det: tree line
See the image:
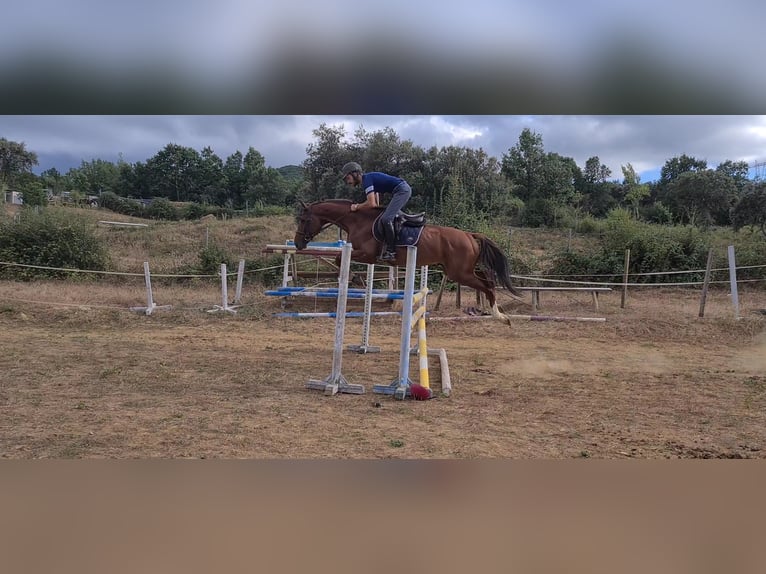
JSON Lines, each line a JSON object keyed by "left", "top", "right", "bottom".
{"left": 2, "top": 126, "right": 765, "bottom": 235}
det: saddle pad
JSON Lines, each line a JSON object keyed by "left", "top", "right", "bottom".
{"left": 371, "top": 216, "right": 425, "bottom": 246}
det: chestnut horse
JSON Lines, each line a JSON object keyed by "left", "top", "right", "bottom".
{"left": 293, "top": 199, "right": 523, "bottom": 325}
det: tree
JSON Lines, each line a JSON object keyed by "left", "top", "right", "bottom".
{"left": 302, "top": 123, "right": 349, "bottom": 202}
{"left": 241, "top": 147, "right": 289, "bottom": 207}
{"left": 40, "top": 167, "right": 65, "bottom": 196}
{"left": 654, "top": 154, "right": 709, "bottom": 209}
{"left": 65, "top": 158, "right": 120, "bottom": 196}
{"left": 223, "top": 151, "right": 246, "bottom": 207}
{"left": 621, "top": 163, "right": 650, "bottom": 218}
{"left": 501, "top": 127, "right": 545, "bottom": 203}
{"left": 16, "top": 173, "right": 48, "bottom": 207}
{"left": 196, "top": 146, "right": 225, "bottom": 205}
{"left": 576, "top": 156, "right": 617, "bottom": 217}
{"left": 0, "top": 138, "right": 38, "bottom": 189}
{"left": 664, "top": 170, "right": 737, "bottom": 227}
{"left": 144, "top": 144, "right": 202, "bottom": 202}
{"left": 541, "top": 152, "right": 579, "bottom": 206}
{"left": 501, "top": 129, "right": 581, "bottom": 226}
{"left": 582, "top": 156, "right": 612, "bottom": 185}
{"left": 731, "top": 181, "right": 766, "bottom": 238}
{"left": 114, "top": 160, "right": 152, "bottom": 199}
{"left": 715, "top": 160, "right": 750, "bottom": 191}
{"left": 659, "top": 154, "right": 708, "bottom": 187}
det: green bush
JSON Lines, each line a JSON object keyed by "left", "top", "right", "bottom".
{"left": 251, "top": 254, "right": 289, "bottom": 286}
{"left": 98, "top": 191, "right": 146, "bottom": 217}
{"left": 196, "top": 243, "right": 235, "bottom": 276}
{"left": 0, "top": 208, "right": 111, "bottom": 279}
{"left": 547, "top": 214, "right": 713, "bottom": 284}
{"left": 181, "top": 202, "right": 211, "bottom": 220}
{"left": 547, "top": 250, "right": 624, "bottom": 282}
{"left": 520, "top": 197, "right": 557, "bottom": 227}
{"left": 576, "top": 215, "right": 604, "bottom": 235}
{"left": 146, "top": 198, "right": 179, "bottom": 221}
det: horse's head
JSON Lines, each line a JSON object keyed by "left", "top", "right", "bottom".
{"left": 294, "top": 199, "right": 353, "bottom": 249}
{"left": 293, "top": 201, "right": 323, "bottom": 250}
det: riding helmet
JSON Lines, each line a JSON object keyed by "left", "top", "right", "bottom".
{"left": 341, "top": 162, "right": 362, "bottom": 176}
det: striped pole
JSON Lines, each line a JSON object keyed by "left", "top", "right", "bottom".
{"left": 417, "top": 265, "right": 429, "bottom": 389}
{"left": 416, "top": 299, "right": 429, "bottom": 389}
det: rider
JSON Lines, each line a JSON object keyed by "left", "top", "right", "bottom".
{"left": 341, "top": 161, "right": 412, "bottom": 261}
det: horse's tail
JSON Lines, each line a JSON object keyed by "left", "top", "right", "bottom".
{"left": 474, "top": 233, "right": 524, "bottom": 297}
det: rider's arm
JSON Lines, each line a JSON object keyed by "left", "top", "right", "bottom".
{"left": 351, "top": 190, "right": 379, "bottom": 211}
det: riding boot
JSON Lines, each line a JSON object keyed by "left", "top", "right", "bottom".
{"left": 379, "top": 221, "right": 397, "bottom": 261}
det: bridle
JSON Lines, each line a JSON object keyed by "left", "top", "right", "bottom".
{"left": 297, "top": 207, "right": 337, "bottom": 244}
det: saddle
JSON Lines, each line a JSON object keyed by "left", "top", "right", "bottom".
{"left": 372, "top": 211, "right": 427, "bottom": 247}
{"left": 396, "top": 212, "right": 426, "bottom": 228}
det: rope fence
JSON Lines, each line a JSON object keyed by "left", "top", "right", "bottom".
{"left": 1, "top": 245, "right": 764, "bottom": 317}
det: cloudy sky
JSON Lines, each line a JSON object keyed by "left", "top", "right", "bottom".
{"left": 1, "top": 115, "right": 765, "bottom": 183}
{"left": 2, "top": 2, "right": 765, "bottom": 182}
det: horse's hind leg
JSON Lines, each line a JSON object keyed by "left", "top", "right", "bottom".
{"left": 447, "top": 267, "right": 511, "bottom": 325}
{"left": 475, "top": 273, "right": 512, "bottom": 325}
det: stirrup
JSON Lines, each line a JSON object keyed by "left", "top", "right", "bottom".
{"left": 379, "top": 250, "right": 397, "bottom": 261}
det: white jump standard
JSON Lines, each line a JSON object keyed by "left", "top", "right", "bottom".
{"left": 373, "top": 245, "right": 450, "bottom": 400}
{"left": 305, "top": 243, "right": 365, "bottom": 396}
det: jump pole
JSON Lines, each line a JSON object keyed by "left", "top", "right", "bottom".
{"left": 274, "top": 311, "right": 400, "bottom": 318}
{"left": 428, "top": 314, "right": 606, "bottom": 323}
{"left": 305, "top": 243, "right": 365, "bottom": 396}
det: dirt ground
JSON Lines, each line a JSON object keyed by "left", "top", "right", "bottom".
{"left": 1, "top": 280, "right": 765, "bottom": 459}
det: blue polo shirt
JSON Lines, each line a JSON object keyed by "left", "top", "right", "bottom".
{"left": 361, "top": 172, "right": 404, "bottom": 196}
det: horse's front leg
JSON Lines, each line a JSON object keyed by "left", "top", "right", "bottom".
{"left": 350, "top": 247, "right": 378, "bottom": 266}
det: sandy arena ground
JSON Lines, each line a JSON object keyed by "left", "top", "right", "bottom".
{"left": 1, "top": 281, "right": 765, "bottom": 459}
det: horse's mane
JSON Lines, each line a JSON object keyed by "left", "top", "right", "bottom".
{"left": 313, "top": 199, "right": 351, "bottom": 205}
{"left": 310, "top": 199, "right": 384, "bottom": 211}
